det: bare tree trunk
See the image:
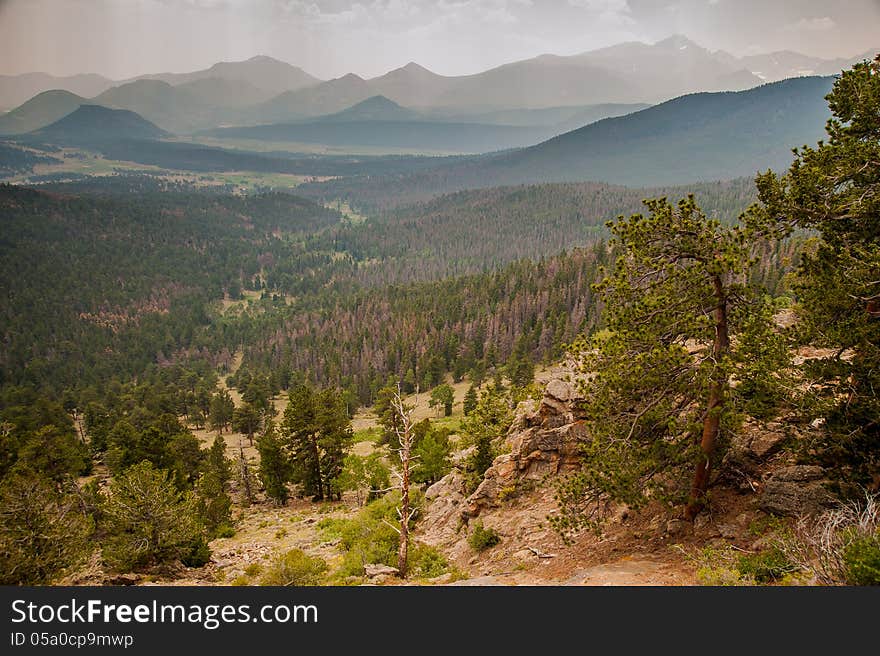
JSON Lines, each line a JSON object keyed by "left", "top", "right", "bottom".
{"left": 397, "top": 465, "right": 410, "bottom": 577}
{"left": 239, "top": 438, "right": 254, "bottom": 506}
{"left": 686, "top": 274, "right": 730, "bottom": 521}
{"left": 391, "top": 386, "right": 416, "bottom": 578}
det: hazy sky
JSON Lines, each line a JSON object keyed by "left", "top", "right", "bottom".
{"left": 1, "top": 0, "right": 878, "bottom": 80}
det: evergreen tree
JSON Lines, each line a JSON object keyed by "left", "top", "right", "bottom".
{"left": 0, "top": 470, "right": 92, "bottom": 584}
{"left": 413, "top": 427, "right": 452, "bottom": 485}
{"left": 197, "top": 434, "right": 232, "bottom": 534}
{"left": 461, "top": 384, "right": 513, "bottom": 492}
{"left": 429, "top": 383, "right": 454, "bottom": 417}
{"left": 101, "top": 461, "right": 207, "bottom": 571}
{"left": 256, "top": 425, "right": 290, "bottom": 505}
{"left": 553, "top": 196, "right": 788, "bottom": 537}
{"left": 463, "top": 383, "right": 478, "bottom": 416}
{"left": 232, "top": 402, "right": 262, "bottom": 446}
{"left": 280, "top": 384, "right": 352, "bottom": 501}
{"left": 208, "top": 390, "right": 234, "bottom": 434}
{"left": 750, "top": 55, "right": 880, "bottom": 494}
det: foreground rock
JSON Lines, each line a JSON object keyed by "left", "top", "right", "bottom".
{"left": 758, "top": 465, "right": 835, "bottom": 517}
{"left": 364, "top": 564, "right": 399, "bottom": 579}
{"left": 464, "top": 379, "right": 586, "bottom": 519}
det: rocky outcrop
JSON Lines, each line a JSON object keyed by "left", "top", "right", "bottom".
{"left": 421, "top": 472, "right": 468, "bottom": 545}
{"left": 463, "top": 379, "right": 586, "bottom": 519}
{"left": 758, "top": 465, "right": 836, "bottom": 517}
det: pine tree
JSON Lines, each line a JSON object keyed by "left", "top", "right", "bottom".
{"left": 461, "top": 384, "right": 513, "bottom": 492}
{"left": 197, "top": 434, "right": 232, "bottom": 534}
{"left": 749, "top": 55, "right": 880, "bottom": 494}
{"left": 0, "top": 470, "right": 92, "bottom": 584}
{"left": 429, "top": 383, "right": 454, "bottom": 417}
{"left": 413, "top": 427, "right": 452, "bottom": 485}
{"left": 101, "top": 461, "right": 206, "bottom": 571}
{"left": 232, "top": 402, "right": 262, "bottom": 446}
{"left": 208, "top": 390, "right": 234, "bottom": 434}
{"left": 280, "top": 384, "right": 352, "bottom": 501}
{"left": 256, "top": 425, "right": 290, "bottom": 505}
{"left": 552, "top": 196, "right": 788, "bottom": 536}
{"left": 463, "top": 384, "right": 478, "bottom": 416}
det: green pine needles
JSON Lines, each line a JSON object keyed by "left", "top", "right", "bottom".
{"left": 552, "top": 195, "right": 789, "bottom": 538}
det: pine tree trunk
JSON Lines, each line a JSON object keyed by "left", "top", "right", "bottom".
{"left": 239, "top": 441, "right": 253, "bottom": 506}
{"left": 310, "top": 434, "right": 323, "bottom": 500}
{"left": 686, "top": 274, "right": 730, "bottom": 520}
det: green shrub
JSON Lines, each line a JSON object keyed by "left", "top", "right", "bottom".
{"left": 259, "top": 549, "right": 328, "bottom": 586}
{"left": 842, "top": 533, "right": 880, "bottom": 586}
{"left": 100, "top": 462, "right": 207, "bottom": 571}
{"left": 736, "top": 547, "right": 799, "bottom": 583}
{"left": 468, "top": 521, "right": 501, "bottom": 552}
{"left": 243, "top": 562, "right": 262, "bottom": 577}
{"left": 409, "top": 544, "right": 450, "bottom": 579}
{"left": 181, "top": 536, "right": 212, "bottom": 568}
{"left": 0, "top": 470, "right": 93, "bottom": 584}
{"left": 215, "top": 524, "right": 236, "bottom": 539}
{"left": 324, "top": 490, "right": 426, "bottom": 579}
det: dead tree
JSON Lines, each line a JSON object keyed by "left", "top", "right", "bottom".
{"left": 389, "top": 385, "right": 418, "bottom": 578}
{"left": 238, "top": 438, "right": 255, "bottom": 506}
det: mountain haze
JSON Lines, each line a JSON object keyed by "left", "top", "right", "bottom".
{"left": 0, "top": 72, "right": 113, "bottom": 111}
{"left": 29, "top": 104, "right": 169, "bottom": 145}
{"left": 92, "top": 79, "right": 230, "bottom": 134}
{"left": 0, "top": 90, "right": 86, "bottom": 135}
{"left": 316, "top": 96, "right": 422, "bottom": 123}
{"left": 126, "top": 55, "right": 321, "bottom": 96}
{"left": 3, "top": 39, "right": 873, "bottom": 135}
{"left": 298, "top": 75, "right": 836, "bottom": 206}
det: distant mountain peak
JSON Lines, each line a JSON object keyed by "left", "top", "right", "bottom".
{"left": 357, "top": 95, "right": 401, "bottom": 107}
{"left": 655, "top": 34, "right": 702, "bottom": 50}
{"left": 316, "top": 94, "right": 421, "bottom": 122}
{"left": 30, "top": 103, "right": 169, "bottom": 144}
{"left": 401, "top": 61, "right": 432, "bottom": 73}
{"left": 338, "top": 73, "right": 366, "bottom": 83}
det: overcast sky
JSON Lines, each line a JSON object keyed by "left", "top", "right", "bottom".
{"left": 1, "top": 0, "right": 878, "bottom": 80}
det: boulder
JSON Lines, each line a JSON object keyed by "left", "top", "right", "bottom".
{"left": 364, "top": 564, "right": 399, "bottom": 578}
{"left": 107, "top": 573, "right": 140, "bottom": 586}
{"left": 748, "top": 429, "right": 790, "bottom": 459}
{"left": 759, "top": 465, "right": 835, "bottom": 517}
{"left": 458, "top": 378, "right": 589, "bottom": 519}
{"left": 420, "top": 472, "right": 468, "bottom": 546}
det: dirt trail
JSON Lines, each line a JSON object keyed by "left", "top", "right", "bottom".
{"left": 451, "top": 555, "right": 692, "bottom": 586}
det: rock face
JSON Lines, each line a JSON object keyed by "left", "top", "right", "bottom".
{"left": 364, "top": 563, "right": 399, "bottom": 579}
{"left": 463, "top": 379, "right": 586, "bottom": 519}
{"left": 421, "top": 472, "right": 468, "bottom": 545}
{"left": 758, "top": 465, "right": 835, "bottom": 517}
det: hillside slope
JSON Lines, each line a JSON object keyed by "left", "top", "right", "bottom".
{"left": 298, "top": 76, "right": 834, "bottom": 205}
{"left": 29, "top": 105, "right": 169, "bottom": 145}
{"left": 0, "top": 90, "right": 86, "bottom": 135}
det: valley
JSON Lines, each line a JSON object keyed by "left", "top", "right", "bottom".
{"left": 1, "top": 25, "right": 878, "bottom": 592}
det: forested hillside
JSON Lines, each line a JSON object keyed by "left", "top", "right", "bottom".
{"left": 1, "top": 43, "right": 875, "bottom": 590}
{"left": 0, "top": 186, "right": 341, "bottom": 392}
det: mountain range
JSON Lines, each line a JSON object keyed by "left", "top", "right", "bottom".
{"left": 200, "top": 95, "right": 646, "bottom": 153}
{"left": 296, "top": 75, "right": 836, "bottom": 206}
{"left": 1, "top": 36, "right": 874, "bottom": 135}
